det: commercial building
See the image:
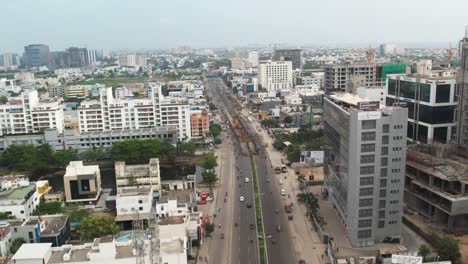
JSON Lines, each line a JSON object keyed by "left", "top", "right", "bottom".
{"left": 63, "top": 161, "right": 102, "bottom": 204}
{"left": 386, "top": 61, "right": 457, "bottom": 144}
{"left": 23, "top": 44, "right": 51, "bottom": 67}
{"left": 0, "top": 90, "right": 64, "bottom": 135}
{"left": 456, "top": 33, "right": 468, "bottom": 148}
{"left": 114, "top": 159, "right": 161, "bottom": 222}
{"left": 65, "top": 47, "right": 89, "bottom": 68}
{"left": 273, "top": 49, "right": 302, "bottom": 70}
{"left": 324, "top": 63, "right": 383, "bottom": 93}
{"left": 379, "top": 44, "right": 404, "bottom": 56}
{"left": 0, "top": 178, "right": 39, "bottom": 221}
{"left": 0, "top": 53, "right": 20, "bottom": 67}
{"left": 404, "top": 144, "right": 468, "bottom": 233}
{"left": 258, "top": 60, "right": 293, "bottom": 92}
{"left": 78, "top": 85, "right": 191, "bottom": 141}
{"left": 248, "top": 51, "right": 259, "bottom": 67}
{"left": 324, "top": 93, "right": 407, "bottom": 247}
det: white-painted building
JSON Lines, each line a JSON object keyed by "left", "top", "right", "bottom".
{"left": 258, "top": 60, "right": 293, "bottom": 92}
{"left": 248, "top": 51, "right": 259, "bottom": 67}
{"left": 284, "top": 94, "right": 303, "bottom": 105}
{"left": 12, "top": 243, "right": 52, "bottom": 264}
{"left": 0, "top": 178, "right": 39, "bottom": 221}
{"left": 0, "top": 90, "right": 64, "bottom": 135}
{"left": 0, "top": 221, "right": 12, "bottom": 257}
{"left": 118, "top": 54, "right": 147, "bottom": 67}
{"left": 63, "top": 161, "right": 102, "bottom": 204}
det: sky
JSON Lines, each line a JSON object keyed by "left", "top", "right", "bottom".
{"left": 2, "top": 0, "right": 468, "bottom": 53}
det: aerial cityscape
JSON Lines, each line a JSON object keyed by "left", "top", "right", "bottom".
{"left": 1, "top": 1, "right": 468, "bottom": 264}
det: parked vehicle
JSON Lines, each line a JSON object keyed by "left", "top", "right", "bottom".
{"left": 281, "top": 165, "right": 287, "bottom": 173}
{"left": 275, "top": 167, "right": 281, "bottom": 174}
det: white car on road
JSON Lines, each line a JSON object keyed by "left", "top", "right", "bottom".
{"left": 279, "top": 180, "right": 283, "bottom": 185}
{"left": 245, "top": 178, "right": 250, "bottom": 183}
{"left": 240, "top": 196, "right": 245, "bottom": 202}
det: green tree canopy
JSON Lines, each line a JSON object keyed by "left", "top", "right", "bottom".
{"left": 430, "top": 234, "right": 461, "bottom": 262}
{"left": 79, "top": 147, "right": 106, "bottom": 161}
{"left": 209, "top": 124, "right": 222, "bottom": 138}
{"left": 33, "top": 202, "right": 63, "bottom": 216}
{"left": 284, "top": 116, "right": 293, "bottom": 124}
{"left": 0, "top": 212, "right": 15, "bottom": 220}
{"left": 180, "top": 141, "right": 196, "bottom": 155}
{"left": 10, "top": 238, "right": 26, "bottom": 254}
{"left": 198, "top": 152, "right": 217, "bottom": 170}
{"left": 80, "top": 215, "right": 119, "bottom": 242}
{"left": 111, "top": 139, "right": 175, "bottom": 164}
{"left": 418, "top": 244, "right": 431, "bottom": 260}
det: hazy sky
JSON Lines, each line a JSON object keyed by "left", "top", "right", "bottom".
{"left": 2, "top": 0, "right": 468, "bottom": 52}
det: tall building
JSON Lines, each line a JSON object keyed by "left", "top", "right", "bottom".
{"left": 456, "top": 33, "right": 468, "bottom": 148}
{"left": 324, "top": 63, "right": 383, "bottom": 93}
{"left": 324, "top": 93, "right": 407, "bottom": 247}
{"left": 51, "top": 51, "right": 70, "bottom": 69}
{"left": 273, "top": 49, "right": 302, "bottom": 70}
{"left": 0, "top": 53, "right": 20, "bottom": 67}
{"left": 386, "top": 60, "right": 458, "bottom": 144}
{"left": 118, "top": 54, "right": 147, "bottom": 67}
{"left": 0, "top": 90, "right": 64, "bottom": 135}
{"left": 23, "top": 44, "right": 50, "bottom": 67}
{"left": 78, "top": 85, "right": 191, "bottom": 141}
{"left": 379, "top": 44, "right": 404, "bottom": 56}
{"left": 66, "top": 47, "right": 89, "bottom": 68}
{"left": 248, "top": 51, "right": 259, "bottom": 67}
{"left": 87, "top": 49, "right": 97, "bottom": 65}
{"left": 258, "top": 60, "right": 293, "bottom": 92}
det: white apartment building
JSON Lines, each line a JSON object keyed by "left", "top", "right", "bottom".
{"left": 258, "top": 60, "right": 293, "bottom": 92}
{"left": 65, "top": 86, "right": 89, "bottom": 98}
{"left": 79, "top": 86, "right": 191, "bottom": 141}
{"left": 0, "top": 90, "right": 64, "bottom": 135}
{"left": 248, "top": 51, "right": 259, "bottom": 67}
{"left": 118, "top": 54, "right": 147, "bottom": 67}
{"left": 115, "top": 159, "right": 161, "bottom": 222}
{"left": 0, "top": 178, "right": 39, "bottom": 221}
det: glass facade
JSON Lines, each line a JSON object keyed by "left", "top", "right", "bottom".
{"left": 387, "top": 78, "right": 431, "bottom": 103}
{"left": 386, "top": 97, "right": 455, "bottom": 124}
{"left": 436, "top": 84, "right": 451, "bottom": 103}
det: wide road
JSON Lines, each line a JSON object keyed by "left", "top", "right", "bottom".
{"left": 206, "top": 78, "right": 259, "bottom": 264}
{"left": 206, "top": 77, "right": 296, "bottom": 264}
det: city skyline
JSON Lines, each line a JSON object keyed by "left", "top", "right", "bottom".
{"left": 2, "top": 0, "right": 468, "bottom": 53}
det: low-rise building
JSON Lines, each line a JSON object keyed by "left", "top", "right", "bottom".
{"left": 0, "top": 177, "right": 39, "bottom": 221}
{"left": 12, "top": 243, "right": 53, "bottom": 264}
{"left": 0, "top": 221, "right": 12, "bottom": 257}
{"left": 10, "top": 215, "right": 70, "bottom": 246}
{"left": 63, "top": 161, "right": 101, "bottom": 204}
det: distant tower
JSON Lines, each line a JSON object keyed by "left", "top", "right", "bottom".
{"left": 366, "top": 45, "right": 374, "bottom": 63}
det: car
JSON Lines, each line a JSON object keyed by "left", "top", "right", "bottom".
{"left": 247, "top": 203, "right": 252, "bottom": 208}
{"left": 245, "top": 177, "right": 249, "bottom": 182}
{"left": 281, "top": 189, "right": 286, "bottom": 196}
{"left": 240, "top": 196, "right": 245, "bottom": 202}
{"left": 383, "top": 237, "right": 400, "bottom": 244}
{"left": 298, "top": 260, "right": 306, "bottom": 264}
{"left": 279, "top": 180, "right": 284, "bottom": 185}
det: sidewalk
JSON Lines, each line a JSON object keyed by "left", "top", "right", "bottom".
{"left": 244, "top": 110, "right": 330, "bottom": 263}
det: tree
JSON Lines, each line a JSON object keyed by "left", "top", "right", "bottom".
{"left": 80, "top": 215, "right": 119, "bottom": 242}
{"left": 202, "top": 170, "right": 218, "bottom": 190}
{"left": 10, "top": 238, "right": 26, "bottom": 254}
{"left": 214, "top": 138, "right": 222, "bottom": 145}
{"left": 33, "top": 202, "right": 63, "bottom": 216}
{"left": 204, "top": 223, "right": 215, "bottom": 237}
{"left": 180, "top": 141, "right": 196, "bottom": 155}
{"left": 433, "top": 235, "right": 461, "bottom": 262}
{"left": 260, "top": 119, "right": 278, "bottom": 128}
{"left": 284, "top": 116, "right": 293, "bottom": 124}
{"left": 209, "top": 124, "right": 222, "bottom": 138}
{"left": 272, "top": 139, "right": 285, "bottom": 150}
{"left": 79, "top": 147, "right": 105, "bottom": 161}
{"left": 198, "top": 152, "right": 217, "bottom": 169}
{"left": 53, "top": 149, "right": 78, "bottom": 168}
{"left": 0, "top": 96, "right": 8, "bottom": 104}
{"left": 0, "top": 212, "right": 15, "bottom": 220}
{"left": 418, "top": 245, "right": 431, "bottom": 260}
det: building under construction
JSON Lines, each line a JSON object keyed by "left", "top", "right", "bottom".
{"left": 456, "top": 29, "right": 468, "bottom": 148}
{"left": 404, "top": 143, "right": 468, "bottom": 233}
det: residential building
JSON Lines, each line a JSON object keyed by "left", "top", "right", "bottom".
{"left": 78, "top": 86, "right": 191, "bottom": 141}
{"left": 23, "top": 44, "right": 50, "bottom": 67}
{"left": 0, "top": 90, "right": 64, "bottom": 135}
{"left": 0, "top": 53, "right": 20, "bottom": 67}
{"left": 14, "top": 72, "right": 35, "bottom": 82}
{"left": 48, "top": 85, "right": 66, "bottom": 97}
{"left": 156, "top": 189, "right": 193, "bottom": 218}
{"left": 324, "top": 93, "right": 407, "bottom": 247}
{"left": 0, "top": 177, "right": 39, "bottom": 221}
{"left": 12, "top": 243, "right": 52, "bottom": 264}
{"left": 66, "top": 47, "right": 89, "bottom": 68}
{"left": 118, "top": 54, "right": 147, "bottom": 67}
{"left": 456, "top": 33, "right": 468, "bottom": 148}
{"left": 190, "top": 109, "right": 209, "bottom": 138}
{"left": 88, "top": 49, "right": 97, "bottom": 65}
{"left": 379, "top": 44, "right": 404, "bottom": 56}
{"left": 65, "top": 85, "right": 89, "bottom": 98}
{"left": 297, "top": 72, "right": 325, "bottom": 88}
{"left": 324, "top": 63, "right": 383, "bottom": 93}
{"left": 258, "top": 60, "right": 293, "bottom": 92}
{"left": 248, "top": 51, "right": 259, "bottom": 67}
{"left": 63, "top": 161, "right": 101, "bottom": 204}
{"left": 386, "top": 61, "right": 457, "bottom": 144}
{"left": 273, "top": 49, "right": 302, "bottom": 70}
{"left": 10, "top": 215, "right": 70, "bottom": 246}
{"left": 114, "top": 159, "right": 161, "bottom": 222}
{"left": 404, "top": 144, "right": 468, "bottom": 232}
{"left": 0, "top": 221, "right": 12, "bottom": 257}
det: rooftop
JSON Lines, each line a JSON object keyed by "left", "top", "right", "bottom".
{"left": 13, "top": 243, "right": 52, "bottom": 260}
{"left": 48, "top": 248, "right": 89, "bottom": 263}
{"left": 64, "top": 161, "right": 99, "bottom": 177}
{"left": 26, "top": 215, "right": 68, "bottom": 236}
{"left": 0, "top": 184, "right": 36, "bottom": 200}
{"left": 158, "top": 189, "right": 193, "bottom": 204}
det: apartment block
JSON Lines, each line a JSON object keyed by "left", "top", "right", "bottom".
{"left": 405, "top": 144, "right": 468, "bottom": 233}
{"left": 456, "top": 34, "right": 468, "bottom": 148}
{"left": 65, "top": 85, "right": 89, "bottom": 98}
{"left": 190, "top": 109, "right": 209, "bottom": 139}
{"left": 324, "top": 63, "right": 383, "bottom": 93}
{"left": 273, "top": 49, "right": 302, "bottom": 70}
{"left": 386, "top": 61, "right": 458, "bottom": 144}
{"left": 115, "top": 159, "right": 161, "bottom": 222}
{"left": 118, "top": 54, "right": 147, "bottom": 67}
{"left": 63, "top": 161, "right": 101, "bottom": 204}
{"left": 0, "top": 177, "right": 39, "bottom": 221}
{"left": 258, "top": 60, "right": 293, "bottom": 92}
{"left": 324, "top": 93, "right": 407, "bottom": 247}
{"left": 78, "top": 85, "right": 191, "bottom": 141}
{"left": 0, "top": 90, "right": 64, "bottom": 135}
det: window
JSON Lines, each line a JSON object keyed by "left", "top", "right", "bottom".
{"left": 20, "top": 210, "right": 24, "bottom": 214}
{"left": 378, "top": 210, "right": 385, "bottom": 219}
{"left": 379, "top": 200, "right": 386, "bottom": 208}
{"left": 139, "top": 207, "right": 143, "bottom": 211}
{"left": 380, "top": 179, "right": 387, "bottom": 188}
{"left": 436, "top": 84, "right": 451, "bottom": 103}
{"left": 138, "top": 200, "right": 143, "bottom": 204}
{"left": 361, "top": 144, "right": 375, "bottom": 153}
{"left": 358, "top": 230, "right": 372, "bottom": 239}
{"left": 360, "top": 166, "right": 374, "bottom": 175}
{"left": 29, "top": 232, "right": 33, "bottom": 239}
{"left": 361, "top": 132, "right": 376, "bottom": 141}
{"left": 381, "top": 157, "right": 388, "bottom": 166}
{"left": 362, "top": 120, "right": 376, "bottom": 129}
{"left": 360, "top": 155, "right": 375, "bottom": 164}
{"left": 360, "top": 188, "right": 373, "bottom": 196}
{"left": 359, "top": 209, "right": 373, "bottom": 217}
{"left": 378, "top": 221, "right": 385, "bottom": 228}
{"left": 379, "top": 189, "right": 386, "bottom": 198}
{"left": 382, "top": 135, "right": 389, "bottom": 144}
{"left": 381, "top": 168, "right": 387, "bottom": 177}
{"left": 383, "top": 124, "right": 390, "bottom": 133}
{"left": 381, "top": 146, "right": 388, "bottom": 156}
{"left": 359, "top": 198, "right": 373, "bottom": 207}
{"left": 360, "top": 177, "right": 374, "bottom": 186}
{"left": 358, "top": 219, "right": 372, "bottom": 228}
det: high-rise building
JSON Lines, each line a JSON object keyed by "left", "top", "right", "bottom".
{"left": 118, "top": 54, "right": 147, "bottom": 67}
{"left": 66, "top": 47, "right": 89, "bottom": 68}
{"left": 379, "top": 44, "right": 404, "bottom": 56}
{"left": 51, "top": 51, "right": 70, "bottom": 69}
{"left": 386, "top": 60, "right": 458, "bottom": 144}
{"left": 324, "top": 93, "right": 407, "bottom": 247}
{"left": 87, "top": 49, "right": 97, "bottom": 65}
{"left": 248, "top": 51, "right": 259, "bottom": 67}
{"left": 258, "top": 60, "right": 293, "bottom": 92}
{"left": 0, "top": 53, "right": 20, "bottom": 67}
{"left": 273, "top": 49, "right": 302, "bottom": 70}
{"left": 324, "top": 63, "right": 383, "bottom": 93}
{"left": 23, "top": 44, "right": 50, "bottom": 67}
{"left": 456, "top": 33, "right": 468, "bottom": 148}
